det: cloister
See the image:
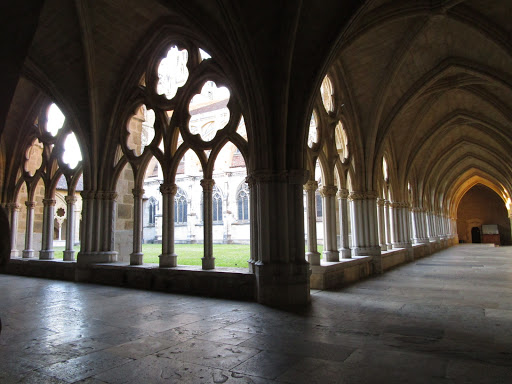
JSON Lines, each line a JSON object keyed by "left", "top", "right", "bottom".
{"left": 1, "top": 0, "right": 512, "bottom": 308}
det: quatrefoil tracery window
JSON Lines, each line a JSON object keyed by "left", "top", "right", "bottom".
{"left": 122, "top": 41, "right": 246, "bottom": 174}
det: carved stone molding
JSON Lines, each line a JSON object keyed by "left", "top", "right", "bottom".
{"left": 132, "top": 188, "right": 145, "bottom": 198}
{"left": 319, "top": 185, "right": 338, "bottom": 197}
{"left": 248, "top": 169, "right": 308, "bottom": 185}
{"left": 65, "top": 195, "right": 78, "bottom": 204}
{"left": 337, "top": 188, "right": 349, "bottom": 199}
{"left": 390, "top": 201, "right": 409, "bottom": 208}
{"left": 160, "top": 183, "right": 177, "bottom": 195}
{"left": 6, "top": 202, "right": 20, "bottom": 210}
{"left": 376, "top": 198, "right": 385, "bottom": 206}
{"left": 200, "top": 179, "right": 215, "bottom": 191}
{"left": 25, "top": 201, "right": 36, "bottom": 208}
{"left": 81, "top": 190, "right": 96, "bottom": 200}
{"left": 42, "top": 199, "right": 56, "bottom": 206}
{"left": 348, "top": 191, "right": 378, "bottom": 201}
{"left": 303, "top": 180, "right": 318, "bottom": 191}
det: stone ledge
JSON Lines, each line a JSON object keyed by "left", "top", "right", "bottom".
{"left": 1, "top": 259, "right": 256, "bottom": 301}
{"left": 310, "top": 256, "right": 372, "bottom": 290}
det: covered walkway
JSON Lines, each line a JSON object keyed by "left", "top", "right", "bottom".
{"left": 1, "top": 244, "right": 511, "bottom": 383}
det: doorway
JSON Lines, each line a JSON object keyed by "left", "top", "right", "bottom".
{"left": 471, "top": 227, "right": 481, "bottom": 243}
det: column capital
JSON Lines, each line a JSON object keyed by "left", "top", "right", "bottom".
{"left": 132, "top": 188, "right": 145, "bottom": 198}
{"left": 247, "top": 169, "right": 308, "bottom": 185}
{"left": 390, "top": 201, "right": 409, "bottom": 208}
{"left": 97, "top": 191, "right": 118, "bottom": 201}
{"left": 337, "top": 188, "right": 349, "bottom": 199}
{"left": 65, "top": 195, "right": 78, "bottom": 204}
{"left": 81, "top": 190, "right": 96, "bottom": 200}
{"left": 42, "top": 198, "right": 56, "bottom": 206}
{"left": 25, "top": 201, "right": 36, "bottom": 208}
{"left": 376, "top": 197, "right": 385, "bottom": 206}
{"left": 6, "top": 202, "right": 20, "bottom": 210}
{"left": 160, "top": 183, "right": 177, "bottom": 195}
{"left": 319, "top": 185, "right": 338, "bottom": 197}
{"left": 348, "top": 190, "right": 378, "bottom": 201}
{"left": 411, "top": 206, "right": 422, "bottom": 212}
{"left": 303, "top": 180, "right": 318, "bottom": 192}
{"left": 200, "top": 178, "right": 215, "bottom": 191}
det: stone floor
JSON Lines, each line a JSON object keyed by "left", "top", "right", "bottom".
{"left": 1, "top": 244, "right": 511, "bottom": 383}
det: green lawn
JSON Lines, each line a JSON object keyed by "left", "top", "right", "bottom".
{"left": 52, "top": 243, "right": 251, "bottom": 268}
{"left": 51, "top": 243, "right": 325, "bottom": 268}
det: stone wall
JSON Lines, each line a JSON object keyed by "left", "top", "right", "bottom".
{"left": 457, "top": 185, "right": 511, "bottom": 245}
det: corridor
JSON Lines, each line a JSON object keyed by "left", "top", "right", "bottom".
{"left": 1, "top": 244, "right": 511, "bottom": 383}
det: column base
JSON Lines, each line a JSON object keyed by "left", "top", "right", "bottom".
{"left": 159, "top": 253, "right": 177, "bottom": 268}
{"left": 130, "top": 252, "right": 143, "bottom": 265}
{"left": 202, "top": 257, "right": 215, "bottom": 270}
{"left": 39, "top": 250, "right": 54, "bottom": 260}
{"left": 380, "top": 244, "right": 387, "bottom": 252}
{"left": 10, "top": 249, "right": 19, "bottom": 258}
{"left": 323, "top": 250, "right": 340, "bottom": 262}
{"left": 414, "top": 238, "right": 430, "bottom": 244}
{"left": 254, "top": 262, "right": 310, "bottom": 306}
{"left": 386, "top": 244, "right": 393, "bottom": 251}
{"left": 77, "top": 251, "right": 118, "bottom": 265}
{"left": 63, "top": 250, "right": 75, "bottom": 261}
{"left": 339, "top": 248, "right": 352, "bottom": 259}
{"left": 22, "top": 250, "right": 34, "bottom": 258}
{"left": 306, "top": 251, "right": 321, "bottom": 266}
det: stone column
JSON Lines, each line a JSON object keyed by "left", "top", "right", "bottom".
{"left": 80, "top": 190, "right": 94, "bottom": 253}
{"left": 390, "top": 202, "right": 401, "bottom": 248}
{"left": 349, "top": 191, "right": 381, "bottom": 271}
{"left": 22, "top": 201, "right": 35, "bottom": 258}
{"left": 130, "top": 188, "right": 144, "bottom": 265}
{"left": 7, "top": 203, "right": 20, "bottom": 257}
{"left": 250, "top": 169, "right": 310, "bottom": 306}
{"left": 247, "top": 176, "right": 258, "bottom": 273}
{"left": 39, "top": 198, "right": 56, "bottom": 259}
{"left": 63, "top": 195, "right": 77, "bottom": 261}
{"left": 201, "top": 179, "right": 215, "bottom": 270}
{"left": 77, "top": 191, "right": 118, "bottom": 265}
{"left": 102, "top": 192, "right": 117, "bottom": 253}
{"left": 377, "top": 198, "right": 386, "bottom": 251}
{"left": 411, "top": 207, "right": 423, "bottom": 244}
{"left": 319, "top": 185, "right": 339, "bottom": 262}
{"left": 159, "top": 183, "right": 178, "bottom": 268}
{"left": 391, "top": 202, "right": 413, "bottom": 258}
{"left": 384, "top": 200, "right": 392, "bottom": 250}
{"left": 304, "top": 180, "right": 320, "bottom": 265}
{"left": 337, "top": 188, "right": 351, "bottom": 258}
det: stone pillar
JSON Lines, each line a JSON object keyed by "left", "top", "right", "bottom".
{"left": 77, "top": 190, "right": 118, "bottom": 265}
{"left": 250, "top": 170, "right": 310, "bottom": 306}
{"left": 201, "top": 179, "right": 215, "bottom": 270}
{"left": 7, "top": 203, "right": 20, "bottom": 257}
{"left": 349, "top": 191, "right": 382, "bottom": 272}
{"left": 412, "top": 207, "right": 429, "bottom": 244}
{"left": 80, "top": 191, "right": 94, "bottom": 253}
{"left": 304, "top": 181, "right": 320, "bottom": 265}
{"left": 391, "top": 202, "right": 413, "bottom": 259}
{"left": 384, "top": 200, "right": 392, "bottom": 250}
{"left": 377, "top": 198, "right": 386, "bottom": 251}
{"left": 319, "top": 185, "right": 339, "bottom": 262}
{"left": 130, "top": 188, "right": 144, "bottom": 265}
{"left": 337, "top": 188, "right": 351, "bottom": 258}
{"left": 64, "top": 195, "right": 77, "bottom": 261}
{"left": 39, "top": 198, "right": 56, "bottom": 259}
{"left": 102, "top": 192, "right": 117, "bottom": 252}
{"left": 159, "top": 183, "right": 178, "bottom": 268}
{"left": 22, "top": 201, "right": 35, "bottom": 258}
{"left": 247, "top": 176, "right": 258, "bottom": 273}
